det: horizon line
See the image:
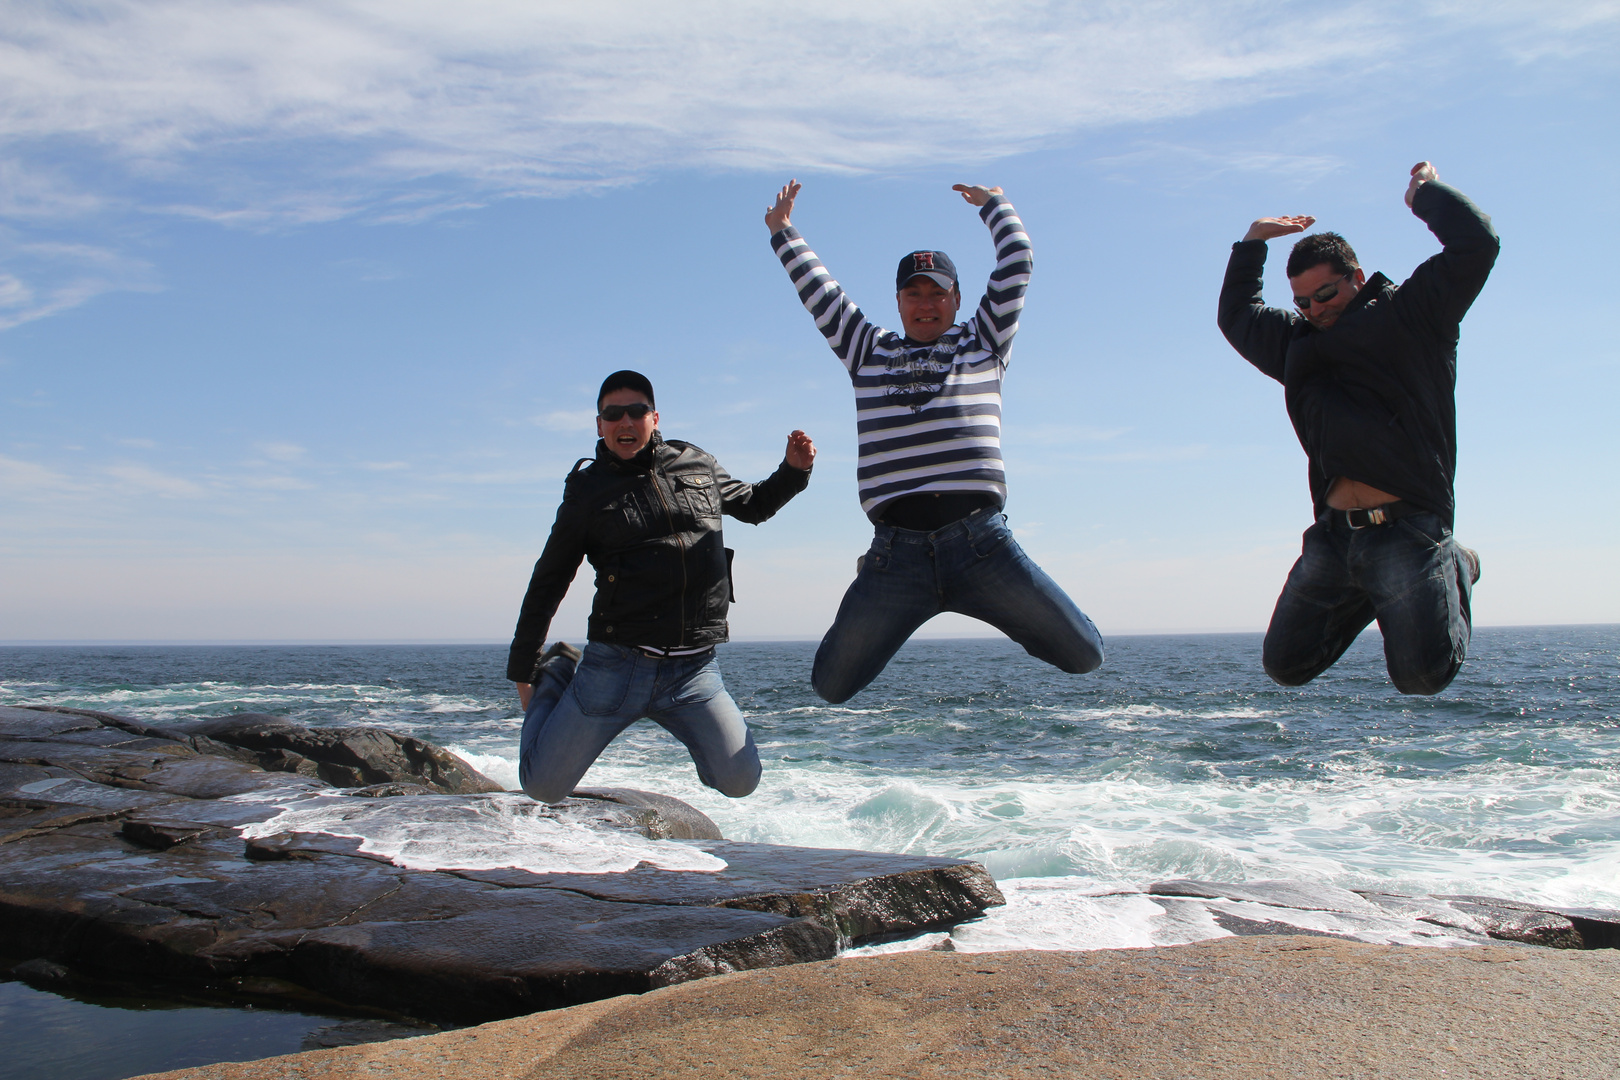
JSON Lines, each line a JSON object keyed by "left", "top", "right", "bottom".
{"left": 2, "top": 622, "right": 1615, "bottom": 648}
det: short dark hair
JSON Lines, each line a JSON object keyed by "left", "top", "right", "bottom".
{"left": 597, "top": 370, "right": 655, "bottom": 411}
{"left": 1286, "top": 232, "right": 1360, "bottom": 280}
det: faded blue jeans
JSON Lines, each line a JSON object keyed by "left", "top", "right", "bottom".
{"left": 519, "top": 642, "right": 760, "bottom": 804}
{"left": 811, "top": 508, "right": 1104, "bottom": 703}
{"left": 1263, "top": 510, "right": 1475, "bottom": 695}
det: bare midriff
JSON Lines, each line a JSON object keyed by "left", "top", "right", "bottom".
{"left": 1326, "top": 476, "right": 1401, "bottom": 510}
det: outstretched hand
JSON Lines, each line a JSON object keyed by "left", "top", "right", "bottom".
{"left": 785, "top": 430, "right": 816, "bottom": 471}
{"left": 766, "top": 180, "right": 800, "bottom": 233}
{"left": 1242, "top": 215, "right": 1316, "bottom": 242}
{"left": 1405, "top": 161, "right": 1438, "bottom": 208}
{"left": 952, "top": 183, "right": 1003, "bottom": 207}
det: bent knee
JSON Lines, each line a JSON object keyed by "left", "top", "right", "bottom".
{"left": 1389, "top": 664, "right": 1461, "bottom": 696}
{"left": 1263, "top": 661, "right": 1318, "bottom": 688}
{"left": 1055, "top": 644, "right": 1104, "bottom": 675}
{"left": 810, "top": 668, "right": 860, "bottom": 705}
{"left": 521, "top": 781, "right": 572, "bottom": 805}
{"left": 706, "top": 768, "right": 761, "bottom": 799}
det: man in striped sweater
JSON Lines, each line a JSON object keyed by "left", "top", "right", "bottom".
{"left": 766, "top": 180, "right": 1104, "bottom": 703}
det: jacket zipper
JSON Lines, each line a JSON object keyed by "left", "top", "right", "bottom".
{"left": 649, "top": 466, "right": 687, "bottom": 646}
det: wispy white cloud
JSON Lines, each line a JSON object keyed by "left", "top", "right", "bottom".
{"left": 0, "top": 453, "right": 74, "bottom": 494}
{"left": 255, "top": 441, "right": 308, "bottom": 463}
{"left": 1088, "top": 146, "right": 1348, "bottom": 190}
{"left": 103, "top": 462, "right": 207, "bottom": 498}
{"left": 0, "top": 0, "right": 1612, "bottom": 334}
{"left": 240, "top": 475, "right": 315, "bottom": 491}
{"left": 0, "top": 232, "right": 158, "bottom": 329}
{"left": 2, "top": 0, "right": 1613, "bottom": 226}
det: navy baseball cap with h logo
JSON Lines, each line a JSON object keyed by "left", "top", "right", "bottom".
{"left": 896, "top": 249, "right": 958, "bottom": 292}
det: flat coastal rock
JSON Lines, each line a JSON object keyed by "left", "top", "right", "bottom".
{"left": 133, "top": 938, "right": 1620, "bottom": 1080}
{"left": 0, "top": 705, "right": 1003, "bottom": 1023}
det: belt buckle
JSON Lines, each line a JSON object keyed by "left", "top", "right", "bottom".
{"left": 1345, "top": 506, "right": 1386, "bottom": 529}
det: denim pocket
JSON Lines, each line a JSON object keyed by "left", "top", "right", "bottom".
{"left": 969, "top": 514, "right": 1012, "bottom": 558}
{"left": 1396, "top": 514, "right": 1446, "bottom": 549}
{"left": 571, "top": 645, "right": 634, "bottom": 716}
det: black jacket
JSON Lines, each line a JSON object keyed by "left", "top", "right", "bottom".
{"left": 1217, "top": 181, "right": 1499, "bottom": 527}
{"left": 505, "top": 433, "right": 809, "bottom": 682}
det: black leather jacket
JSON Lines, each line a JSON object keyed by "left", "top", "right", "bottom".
{"left": 1218, "top": 181, "right": 1499, "bottom": 528}
{"left": 506, "top": 433, "right": 810, "bottom": 681}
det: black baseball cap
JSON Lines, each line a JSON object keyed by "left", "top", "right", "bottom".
{"left": 598, "top": 370, "right": 655, "bottom": 410}
{"left": 896, "top": 250, "right": 958, "bottom": 292}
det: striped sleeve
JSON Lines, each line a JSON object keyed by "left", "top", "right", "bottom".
{"left": 972, "top": 195, "right": 1032, "bottom": 358}
{"left": 771, "top": 227, "right": 879, "bottom": 374}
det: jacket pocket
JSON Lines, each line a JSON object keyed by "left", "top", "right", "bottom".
{"left": 673, "top": 471, "right": 720, "bottom": 519}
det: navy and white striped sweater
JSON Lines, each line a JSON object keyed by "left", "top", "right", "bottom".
{"left": 771, "top": 195, "right": 1032, "bottom": 522}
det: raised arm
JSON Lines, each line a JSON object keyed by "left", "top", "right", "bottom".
{"left": 1217, "top": 216, "right": 1315, "bottom": 383}
{"left": 1395, "top": 162, "right": 1500, "bottom": 340}
{"left": 961, "top": 185, "right": 1031, "bottom": 360}
{"left": 715, "top": 431, "right": 815, "bottom": 525}
{"left": 767, "top": 179, "right": 880, "bottom": 373}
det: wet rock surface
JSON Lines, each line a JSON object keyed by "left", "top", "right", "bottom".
{"left": 0, "top": 704, "right": 1003, "bottom": 1024}
{"left": 1139, "top": 878, "right": 1620, "bottom": 949}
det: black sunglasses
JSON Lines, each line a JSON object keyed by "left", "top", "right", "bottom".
{"left": 599, "top": 403, "right": 654, "bottom": 422}
{"left": 1294, "top": 273, "right": 1353, "bottom": 310}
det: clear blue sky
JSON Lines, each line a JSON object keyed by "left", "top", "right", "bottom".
{"left": 2, "top": 1, "right": 1616, "bottom": 642}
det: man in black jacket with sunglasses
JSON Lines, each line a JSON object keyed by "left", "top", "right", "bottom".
{"left": 507, "top": 370, "right": 815, "bottom": 802}
{"left": 1218, "top": 161, "right": 1498, "bottom": 694}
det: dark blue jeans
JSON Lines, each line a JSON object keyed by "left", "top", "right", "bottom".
{"left": 519, "top": 642, "right": 760, "bottom": 804}
{"left": 1264, "top": 511, "right": 1474, "bottom": 695}
{"left": 811, "top": 509, "right": 1104, "bottom": 703}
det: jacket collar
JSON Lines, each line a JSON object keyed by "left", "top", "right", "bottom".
{"left": 1345, "top": 271, "right": 1393, "bottom": 316}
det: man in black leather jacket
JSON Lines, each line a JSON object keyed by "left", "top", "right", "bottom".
{"left": 507, "top": 370, "right": 815, "bottom": 803}
{"left": 1218, "top": 162, "right": 1498, "bottom": 694}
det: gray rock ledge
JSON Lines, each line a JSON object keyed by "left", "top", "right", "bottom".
{"left": 0, "top": 704, "right": 1003, "bottom": 1024}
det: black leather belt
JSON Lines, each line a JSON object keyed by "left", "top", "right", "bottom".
{"left": 1328, "top": 501, "right": 1425, "bottom": 529}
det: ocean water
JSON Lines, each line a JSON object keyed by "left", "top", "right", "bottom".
{"left": 3, "top": 628, "right": 1618, "bottom": 1077}
{"left": 5, "top": 627, "right": 1617, "bottom": 921}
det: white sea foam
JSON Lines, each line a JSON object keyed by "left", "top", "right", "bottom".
{"left": 449, "top": 746, "right": 520, "bottom": 791}
{"left": 532, "top": 750, "right": 1620, "bottom": 914}
{"left": 930, "top": 879, "right": 1483, "bottom": 955}
{"left": 238, "top": 793, "right": 727, "bottom": 875}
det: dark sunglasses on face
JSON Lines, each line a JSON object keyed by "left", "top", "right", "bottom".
{"left": 600, "top": 403, "right": 654, "bottom": 422}
{"left": 1294, "top": 272, "right": 1353, "bottom": 310}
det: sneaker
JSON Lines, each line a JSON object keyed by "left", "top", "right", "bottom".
{"left": 542, "top": 640, "right": 583, "bottom": 665}
{"left": 1457, "top": 546, "right": 1481, "bottom": 585}
{"left": 530, "top": 640, "right": 582, "bottom": 683}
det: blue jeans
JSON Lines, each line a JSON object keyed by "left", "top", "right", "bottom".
{"left": 1263, "top": 511, "right": 1474, "bottom": 695}
{"left": 811, "top": 508, "right": 1104, "bottom": 703}
{"left": 519, "top": 642, "right": 760, "bottom": 804}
